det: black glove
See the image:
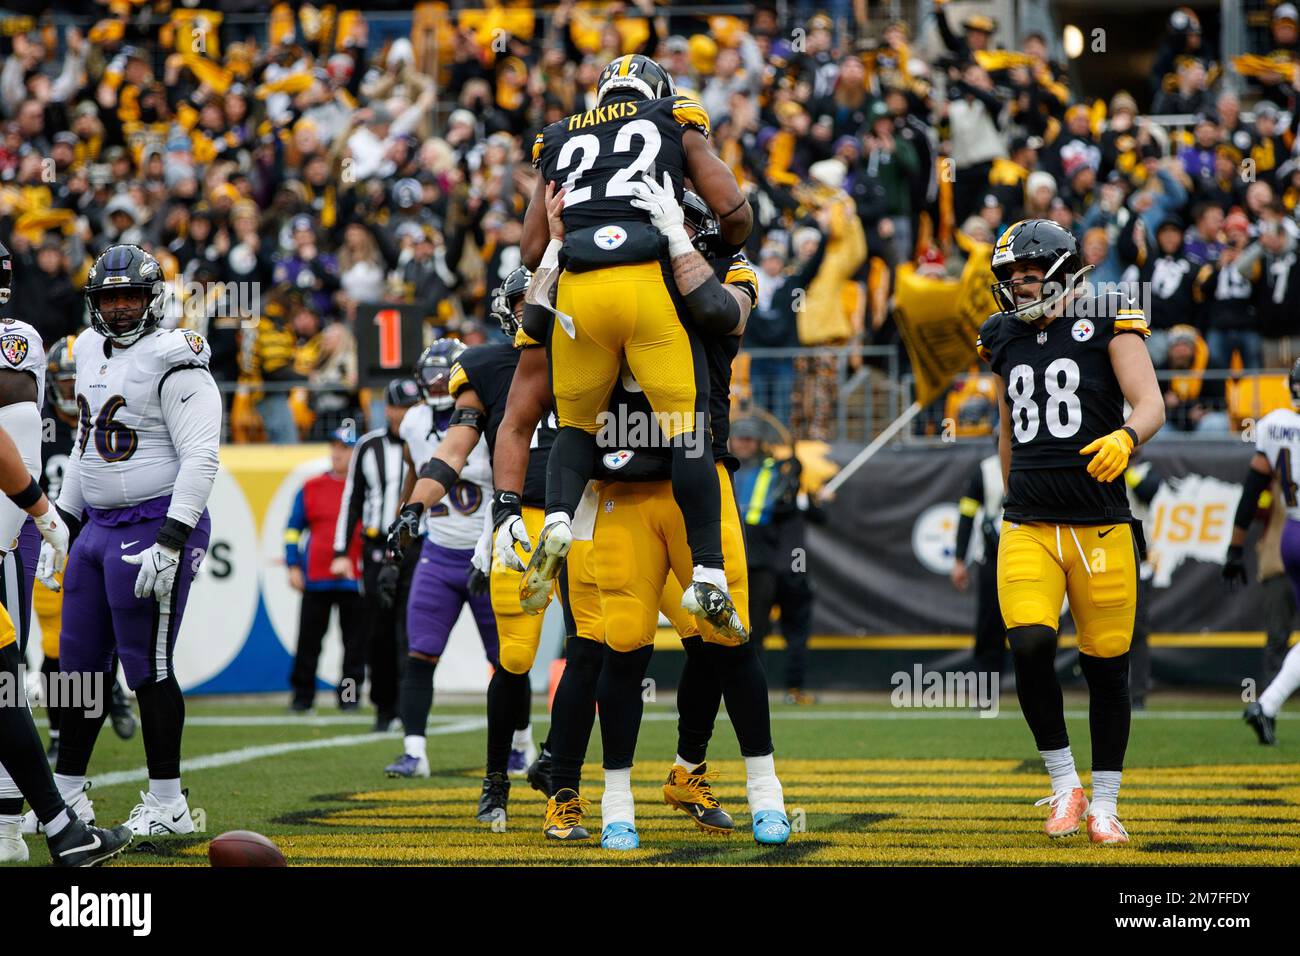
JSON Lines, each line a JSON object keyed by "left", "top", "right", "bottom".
{"left": 1222, "top": 544, "right": 1248, "bottom": 589}
{"left": 386, "top": 502, "right": 424, "bottom": 558}
{"left": 467, "top": 565, "right": 490, "bottom": 597}
{"left": 375, "top": 560, "right": 400, "bottom": 609}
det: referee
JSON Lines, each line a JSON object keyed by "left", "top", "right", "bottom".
{"left": 332, "top": 377, "right": 423, "bottom": 731}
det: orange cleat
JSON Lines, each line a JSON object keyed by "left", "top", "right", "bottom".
{"left": 1087, "top": 810, "right": 1130, "bottom": 846}
{"left": 1034, "top": 787, "right": 1088, "bottom": 838}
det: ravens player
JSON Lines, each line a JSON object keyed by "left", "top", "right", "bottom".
{"left": 977, "top": 219, "right": 1164, "bottom": 845}
{"left": 388, "top": 275, "right": 558, "bottom": 826}
{"left": 517, "top": 53, "right": 752, "bottom": 643}
{"left": 1225, "top": 358, "right": 1300, "bottom": 745}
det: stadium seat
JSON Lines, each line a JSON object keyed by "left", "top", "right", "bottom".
{"left": 1227, "top": 374, "right": 1291, "bottom": 430}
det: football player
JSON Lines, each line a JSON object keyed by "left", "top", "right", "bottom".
{"left": 517, "top": 53, "right": 752, "bottom": 643}
{"left": 387, "top": 279, "right": 557, "bottom": 825}
{"left": 42, "top": 244, "right": 221, "bottom": 838}
{"left": 1224, "top": 358, "right": 1300, "bottom": 744}
{"left": 978, "top": 220, "right": 1164, "bottom": 845}
{"left": 382, "top": 342, "right": 503, "bottom": 819}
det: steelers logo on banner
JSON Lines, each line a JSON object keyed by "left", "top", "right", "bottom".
{"left": 911, "top": 503, "right": 959, "bottom": 574}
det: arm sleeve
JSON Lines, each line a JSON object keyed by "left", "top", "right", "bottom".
{"left": 954, "top": 469, "right": 984, "bottom": 561}
{"left": 1233, "top": 465, "right": 1275, "bottom": 534}
{"left": 334, "top": 438, "right": 367, "bottom": 555}
{"left": 285, "top": 486, "right": 306, "bottom": 566}
{"left": 159, "top": 367, "right": 222, "bottom": 528}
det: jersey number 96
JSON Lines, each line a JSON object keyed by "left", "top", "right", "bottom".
{"left": 77, "top": 394, "right": 139, "bottom": 463}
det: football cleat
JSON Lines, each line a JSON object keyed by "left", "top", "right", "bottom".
{"left": 543, "top": 788, "right": 591, "bottom": 841}
{"left": 508, "top": 739, "right": 537, "bottom": 777}
{"left": 1244, "top": 702, "right": 1277, "bottom": 745}
{"left": 1087, "top": 810, "right": 1130, "bottom": 846}
{"left": 526, "top": 747, "right": 553, "bottom": 795}
{"left": 680, "top": 582, "right": 748, "bottom": 644}
{"left": 47, "top": 817, "right": 133, "bottom": 867}
{"left": 477, "top": 772, "right": 510, "bottom": 825}
{"left": 751, "top": 809, "right": 791, "bottom": 845}
{"left": 385, "top": 753, "right": 430, "bottom": 778}
{"left": 1034, "top": 787, "right": 1088, "bottom": 838}
{"left": 600, "top": 821, "right": 639, "bottom": 850}
{"left": 0, "top": 819, "right": 28, "bottom": 863}
{"left": 109, "top": 682, "right": 137, "bottom": 740}
{"left": 23, "top": 780, "right": 94, "bottom": 834}
{"left": 123, "top": 790, "right": 195, "bottom": 837}
{"left": 663, "top": 763, "right": 734, "bottom": 835}
{"left": 519, "top": 521, "right": 571, "bottom": 614}
{"left": 784, "top": 688, "right": 817, "bottom": 706}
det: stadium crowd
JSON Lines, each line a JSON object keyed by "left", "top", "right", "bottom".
{"left": 3, "top": 1, "right": 1300, "bottom": 443}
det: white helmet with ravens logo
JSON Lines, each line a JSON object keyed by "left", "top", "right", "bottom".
{"left": 86, "top": 243, "right": 165, "bottom": 346}
{"left": 414, "top": 339, "right": 468, "bottom": 410}
{"left": 596, "top": 54, "right": 675, "bottom": 105}
{"left": 990, "top": 219, "right": 1092, "bottom": 323}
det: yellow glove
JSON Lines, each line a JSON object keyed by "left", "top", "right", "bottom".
{"left": 1079, "top": 428, "right": 1135, "bottom": 483}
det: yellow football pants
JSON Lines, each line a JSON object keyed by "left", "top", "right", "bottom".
{"left": 33, "top": 572, "right": 62, "bottom": 658}
{"left": 593, "top": 463, "right": 748, "bottom": 652}
{"left": 552, "top": 262, "right": 699, "bottom": 436}
{"left": 997, "top": 521, "right": 1137, "bottom": 658}
{"left": 491, "top": 505, "right": 551, "bottom": 675}
{"left": 567, "top": 535, "right": 698, "bottom": 646}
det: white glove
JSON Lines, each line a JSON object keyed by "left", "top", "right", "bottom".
{"left": 122, "top": 542, "right": 181, "bottom": 601}
{"left": 629, "top": 171, "right": 693, "bottom": 257}
{"left": 494, "top": 516, "right": 531, "bottom": 573}
{"left": 33, "top": 509, "right": 69, "bottom": 591}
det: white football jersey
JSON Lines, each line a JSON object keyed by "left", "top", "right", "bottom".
{"left": 400, "top": 402, "right": 492, "bottom": 549}
{"left": 1256, "top": 407, "right": 1300, "bottom": 521}
{"left": 61, "top": 326, "right": 222, "bottom": 526}
{"left": 0, "top": 317, "right": 46, "bottom": 410}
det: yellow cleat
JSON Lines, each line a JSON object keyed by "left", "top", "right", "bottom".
{"left": 663, "top": 762, "right": 734, "bottom": 835}
{"left": 1087, "top": 810, "right": 1130, "bottom": 846}
{"left": 543, "top": 787, "right": 591, "bottom": 841}
{"left": 1034, "top": 787, "right": 1088, "bottom": 838}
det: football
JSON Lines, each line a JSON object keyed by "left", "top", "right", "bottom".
{"left": 207, "top": 831, "right": 287, "bottom": 868}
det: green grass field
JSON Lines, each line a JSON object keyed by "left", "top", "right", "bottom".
{"left": 8, "top": 691, "right": 1298, "bottom": 866}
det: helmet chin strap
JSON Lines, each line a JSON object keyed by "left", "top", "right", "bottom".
{"left": 1011, "top": 263, "right": 1095, "bottom": 323}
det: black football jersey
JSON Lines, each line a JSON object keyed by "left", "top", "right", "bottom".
{"left": 532, "top": 95, "right": 710, "bottom": 233}
{"left": 449, "top": 342, "right": 555, "bottom": 509}
{"left": 977, "top": 294, "right": 1149, "bottom": 524}
{"left": 40, "top": 398, "right": 77, "bottom": 502}
{"left": 596, "top": 253, "right": 758, "bottom": 479}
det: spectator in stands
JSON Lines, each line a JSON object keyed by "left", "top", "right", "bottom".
{"left": 286, "top": 430, "right": 365, "bottom": 713}
{"left": 942, "top": 62, "right": 1006, "bottom": 223}
{"left": 1125, "top": 216, "right": 1199, "bottom": 366}
{"left": 1152, "top": 56, "right": 1210, "bottom": 116}
{"left": 1158, "top": 324, "right": 1227, "bottom": 432}
{"left": 1150, "top": 7, "right": 1208, "bottom": 103}
{"left": 750, "top": 237, "right": 824, "bottom": 428}
{"left": 1198, "top": 209, "right": 1260, "bottom": 370}
{"left": 1248, "top": 3, "right": 1300, "bottom": 109}
{"left": 1232, "top": 201, "right": 1300, "bottom": 368}
{"left": 11, "top": 234, "right": 82, "bottom": 345}
{"left": 1183, "top": 202, "right": 1226, "bottom": 265}
{"left": 249, "top": 292, "right": 306, "bottom": 444}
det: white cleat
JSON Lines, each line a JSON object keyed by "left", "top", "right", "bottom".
{"left": 22, "top": 781, "right": 94, "bottom": 834}
{"left": 519, "top": 521, "right": 571, "bottom": 614}
{"left": 124, "top": 790, "right": 195, "bottom": 837}
{"left": 0, "top": 821, "right": 28, "bottom": 863}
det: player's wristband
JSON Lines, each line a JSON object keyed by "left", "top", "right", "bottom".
{"left": 1120, "top": 426, "right": 1139, "bottom": 448}
{"left": 493, "top": 490, "right": 522, "bottom": 529}
{"left": 6, "top": 478, "right": 43, "bottom": 511}
{"left": 156, "top": 517, "right": 194, "bottom": 552}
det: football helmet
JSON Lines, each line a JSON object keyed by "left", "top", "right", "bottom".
{"left": 46, "top": 334, "right": 78, "bottom": 416}
{"left": 682, "top": 190, "right": 721, "bottom": 256}
{"left": 0, "top": 239, "right": 11, "bottom": 307}
{"left": 990, "top": 219, "right": 1090, "bottom": 322}
{"left": 596, "top": 54, "right": 675, "bottom": 105}
{"left": 86, "top": 244, "right": 165, "bottom": 346}
{"left": 385, "top": 376, "right": 421, "bottom": 408}
{"left": 490, "top": 267, "right": 531, "bottom": 339}
{"left": 414, "top": 339, "right": 467, "bottom": 409}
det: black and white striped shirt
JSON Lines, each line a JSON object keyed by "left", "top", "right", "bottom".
{"left": 333, "top": 427, "right": 406, "bottom": 555}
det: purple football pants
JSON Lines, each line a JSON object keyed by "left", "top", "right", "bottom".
{"left": 406, "top": 538, "right": 498, "bottom": 665}
{"left": 59, "top": 497, "right": 211, "bottom": 690}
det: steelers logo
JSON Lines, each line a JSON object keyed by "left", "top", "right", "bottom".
{"left": 594, "top": 225, "right": 627, "bottom": 250}
{"left": 1071, "top": 319, "right": 1095, "bottom": 342}
{"left": 911, "top": 503, "right": 959, "bottom": 574}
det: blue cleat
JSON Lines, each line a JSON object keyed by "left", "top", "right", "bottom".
{"left": 752, "top": 810, "right": 791, "bottom": 845}
{"left": 384, "top": 753, "right": 430, "bottom": 778}
{"left": 601, "top": 821, "right": 640, "bottom": 850}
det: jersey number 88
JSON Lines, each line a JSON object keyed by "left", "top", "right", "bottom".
{"left": 1006, "top": 359, "right": 1082, "bottom": 443}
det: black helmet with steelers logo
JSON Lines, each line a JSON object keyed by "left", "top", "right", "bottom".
{"left": 990, "top": 219, "right": 1087, "bottom": 322}
{"left": 596, "top": 54, "right": 675, "bottom": 105}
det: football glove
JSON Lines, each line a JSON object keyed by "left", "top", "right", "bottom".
{"left": 375, "top": 560, "right": 400, "bottom": 609}
{"left": 629, "top": 171, "right": 693, "bottom": 258}
{"left": 1079, "top": 428, "right": 1135, "bottom": 483}
{"left": 467, "top": 566, "right": 490, "bottom": 597}
{"left": 494, "top": 516, "right": 530, "bottom": 573}
{"left": 1222, "top": 545, "right": 1248, "bottom": 589}
{"left": 33, "top": 507, "right": 70, "bottom": 591}
{"left": 122, "top": 542, "right": 181, "bottom": 602}
{"left": 387, "top": 503, "right": 424, "bottom": 557}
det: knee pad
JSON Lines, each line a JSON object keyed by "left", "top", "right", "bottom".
{"left": 498, "top": 644, "right": 535, "bottom": 676}
{"left": 1007, "top": 624, "right": 1058, "bottom": 660}
{"left": 601, "top": 597, "right": 657, "bottom": 653}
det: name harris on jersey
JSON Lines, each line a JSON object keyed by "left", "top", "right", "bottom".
{"left": 565, "top": 101, "right": 639, "bottom": 130}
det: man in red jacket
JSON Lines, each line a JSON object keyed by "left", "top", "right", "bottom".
{"left": 285, "top": 429, "right": 364, "bottom": 712}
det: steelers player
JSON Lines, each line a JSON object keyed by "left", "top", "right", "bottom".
{"left": 516, "top": 53, "right": 752, "bottom": 643}
{"left": 977, "top": 219, "right": 1164, "bottom": 845}
{"left": 389, "top": 269, "right": 559, "bottom": 826}
{"left": 498, "top": 184, "right": 788, "bottom": 848}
